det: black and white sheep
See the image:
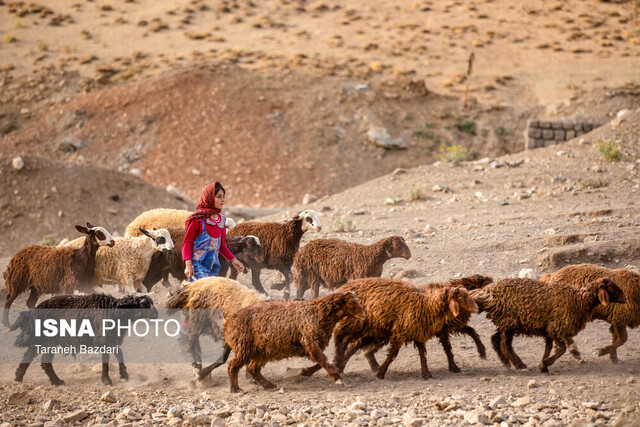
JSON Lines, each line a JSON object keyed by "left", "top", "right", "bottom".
{"left": 3, "top": 224, "right": 115, "bottom": 327}
{"left": 11, "top": 293, "right": 156, "bottom": 385}
{"left": 227, "top": 209, "right": 322, "bottom": 298}
{"left": 471, "top": 277, "right": 626, "bottom": 373}
{"left": 292, "top": 236, "right": 412, "bottom": 299}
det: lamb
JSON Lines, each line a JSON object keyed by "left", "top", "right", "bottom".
{"left": 301, "top": 278, "right": 478, "bottom": 380}
{"left": 227, "top": 209, "right": 322, "bottom": 298}
{"left": 62, "top": 228, "right": 174, "bottom": 292}
{"left": 471, "top": 277, "right": 626, "bottom": 373}
{"left": 224, "top": 291, "right": 364, "bottom": 393}
{"left": 540, "top": 264, "right": 640, "bottom": 363}
{"left": 11, "top": 293, "right": 156, "bottom": 385}
{"left": 292, "top": 236, "right": 412, "bottom": 299}
{"left": 414, "top": 274, "right": 493, "bottom": 373}
{"left": 166, "top": 276, "right": 267, "bottom": 379}
{"left": 123, "top": 208, "right": 235, "bottom": 237}
{"left": 3, "top": 224, "right": 115, "bottom": 327}
{"left": 141, "top": 229, "right": 264, "bottom": 291}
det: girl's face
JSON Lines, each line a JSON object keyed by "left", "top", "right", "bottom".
{"left": 214, "top": 190, "right": 225, "bottom": 210}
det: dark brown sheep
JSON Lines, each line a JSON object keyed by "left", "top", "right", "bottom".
{"left": 224, "top": 291, "right": 364, "bottom": 393}
{"left": 218, "top": 235, "right": 264, "bottom": 279}
{"left": 302, "top": 278, "right": 478, "bottom": 380}
{"left": 227, "top": 210, "right": 321, "bottom": 298}
{"left": 540, "top": 264, "right": 640, "bottom": 363}
{"left": 3, "top": 224, "right": 115, "bottom": 327}
{"left": 293, "top": 236, "right": 412, "bottom": 299}
{"left": 414, "top": 274, "right": 493, "bottom": 373}
{"left": 471, "top": 277, "right": 626, "bottom": 373}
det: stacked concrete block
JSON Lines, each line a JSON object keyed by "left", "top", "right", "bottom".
{"left": 525, "top": 119, "right": 602, "bottom": 149}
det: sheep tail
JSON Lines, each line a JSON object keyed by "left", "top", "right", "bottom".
{"left": 166, "top": 286, "right": 191, "bottom": 311}
{"left": 469, "top": 289, "right": 491, "bottom": 313}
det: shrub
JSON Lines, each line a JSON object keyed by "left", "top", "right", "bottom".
{"left": 437, "top": 144, "right": 470, "bottom": 162}
{"left": 4, "top": 33, "right": 17, "bottom": 43}
{"left": 454, "top": 121, "right": 476, "bottom": 135}
{"left": 408, "top": 184, "right": 427, "bottom": 201}
{"left": 596, "top": 139, "right": 624, "bottom": 162}
{"left": 331, "top": 217, "right": 356, "bottom": 233}
{"left": 39, "top": 235, "right": 59, "bottom": 246}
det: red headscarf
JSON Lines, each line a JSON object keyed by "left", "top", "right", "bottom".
{"left": 185, "top": 182, "right": 223, "bottom": 230}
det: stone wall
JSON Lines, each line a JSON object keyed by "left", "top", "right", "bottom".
{"left": 525, "top": 119, "right": 602, "bottom": 149}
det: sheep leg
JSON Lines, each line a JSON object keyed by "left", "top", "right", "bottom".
{"left": 100, "top": 353, "right": 114, "bottom": 385}
{"left": 565, "top": 337, "right": 582, "bottom": 361}
{"left": 198, "top": 344, "right": 232, "bottom": 380}
{"left": 250, "top": 268, "right": 269, "bottom": 296}
{"left": 115, "top": 346, "right": 128, "bottom": 380}
{"left": 14, "top": 346, "right": 38, "bottom": 383}
{"left": 188, "top": 332, "right": 203, "bottom": 369}
{"left": 227, "top": 266, "right": 237, "bottom": 280}
{"left": 247, "top": 362, "right": 277, "bottom": 390}
{"left": 364, "top": 348, "right": 381, "bottom": 372}
{"left": 415, "top": 341, "right": 432, "bottom": 380}
{"left": 501, "top": 330, "right": 526, "bottom": 370}
{"left": 539, "top": 337, "right": 554, "bottom": 373}
{"left": 26, "top": 287, "right": 39, "bottom": 308}
{"left": 491, "top": 332, "right": 511, "bottom": 367}
{"left": 599, "top": 324, "right": 627, "bottom": 363}
{"left": 376, "top": 342, "right": 401, "bottom": 380}
{"left": 437, "top": 330, "right": 460, "bottom": 373}
{"left": 161, "top": 268, "right": 172, "bottom": 288}
{"left": 304, "top": 342, "right": 343, "bottom": 384}
{"left": 227, "top": 354, "right": 246, "bottom": 393}
{"left": 41, "top": 353, "right": 65, "bottom": 386}
{"left": 3, "top": 292, "right": 18, "bottom": 327}
{"left": 301, "top": 331, "right": 348, "bottom": 377}
{"left": 281, "top": 268, "right": 292, "bottom": 300}
{"left": 460, "top": 325, "right": 487, "bottom": 359}
{"left": 540, "top": 340, "right": 566, "bottom": 373}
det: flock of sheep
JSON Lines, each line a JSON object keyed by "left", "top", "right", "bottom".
{"left": 2, "top": 207, "right": 639, "bottom": 393}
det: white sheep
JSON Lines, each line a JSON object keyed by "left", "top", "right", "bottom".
{"left": 123, "top": 208, "right": 235, "bottom": 237}
{"left": 63, "top": 228, "right": 174, "bottom": 292}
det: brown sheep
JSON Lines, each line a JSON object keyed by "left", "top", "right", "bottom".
{"left": 224, "top": 291, "right": 364, "bottom": 393}
{"left": 293, "top": 236, "right": 412, "bottom": 299}
{"left": 3, "top": 224, "right": 115, "bottom": 327}
{"left": 301, "top": 278, "right": 478, "bottom": 380}
{"left": 471, "top": 277, "right": 626, "bottom": 373}
{"left": 227, "top": 209, "right": 322, "bottom": 298}
{"left": 414, "top": 274, "right": 493, "bottom": 373}
{"left": 540, "top": 264, "right": 640, "bottom": 363}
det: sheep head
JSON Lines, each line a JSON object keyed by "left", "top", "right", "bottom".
{"left": 138, "top": 228, "right": 175, "bottom": 253}
{"left": 243, "top": 236, "right": 265, "bottom": 263}
{"left": 384, "top": 236, "right": 412, "bottom": 260}
{"left": 338, "top": 291, "right": 365, "bottom": 321}
{"left": 593, "top": 278, "right": 626, "bottom": 306}
{"left": 297, "top": 209, "right": 322, "bottom": 232}
{"left": 447, "top": 287, "right": 478, "bottom": 317}
{"left": 76, "top": 224, "right": 115, "bottom": 247}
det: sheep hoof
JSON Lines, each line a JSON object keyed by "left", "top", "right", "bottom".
{"left": 577, "top": 359, "right": 586, "bottom": 365}
{"left": 449, "top": 366, "right": 461, "bottom": 373}
{"left": 335, "top": 379, "right": 344, "bottom": 386}
{"left": 52, "top": 379, "right": 65, "bottom": 386}
{"left": 102, "top": 377, "right": 113, "bottom": 386}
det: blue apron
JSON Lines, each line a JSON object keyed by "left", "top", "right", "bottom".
{"left": 190, "top": 215, "right": 226, "bottom": 281}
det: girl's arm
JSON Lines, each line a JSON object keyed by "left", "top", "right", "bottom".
{"left": 218, "top": 226, "right": 235, "bottom": 262}
{"left": 182, "top": 220, "right": 201, "bottom": 261}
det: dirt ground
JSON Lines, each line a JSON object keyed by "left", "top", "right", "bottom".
{"left": 1, "top": 0, "right": 640, "bottom": 425}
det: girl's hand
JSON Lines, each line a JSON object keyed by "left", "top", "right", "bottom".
{"left": 232, "top": 259, "right": 245, "bottom": 274}
{"left": 184, "top": 260, "right": 194, "bottom": 279}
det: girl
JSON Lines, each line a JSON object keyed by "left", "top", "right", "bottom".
{"left": 182, "top": 182, "right": 244, "bottom": 280}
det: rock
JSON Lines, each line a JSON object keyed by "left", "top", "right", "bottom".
{"left": 166, "top": 185, "right": 183, "bottom": 199}
{"left": 519, "top": 269, "right": 539, "bottom": 280}
{"left": 348, "top": 401, "right": 367, "bottom": 411}
{"left": 272, "top": 414, "right": 288, "bottom": 422}
{"left": 617, "top": 109, "right": 631, "bottom": 119}
{"left": 11, "top": 156, "right": 24, "bottom": 171}
{"left": 189, "top": 413, "right": 211, "bottom": 425}
{"left": 433, "top": 184, "right": 452, "bottom": 193}
{"left": 302, "top": 193, "right": 318, "bottom": 204}
{"left": 7, "top": 391, "right": 30, "bottom": 405}
{"left": 356, "top": 84, "right": 370, "bottom": 93}
{"left": 512, "top": 396, "right": 531, "bottom": 408}
{"left": 191, "top": 168, "right": 201, "bottom": 176}
{"left": 129, "top": 168, "right": 143, "bottom": 177}
{"left": 402, "top": 410, "right": 423, "bottom": 426}
{"left": 62, "top": 410, "right": 87, "bottom": 423}
{"left": 367, "top": 127, "right": 408, "bottom": 149}
{"left": 211, "top": 417, "right": 225, "bottom": 427}
{"left": 167, "top": 405, "right": 183, "bottom": 419}
{"left": 393, "top": 168, "right": 407, "bottom": 175}
{"left": 626, "top": 377, "right": 636, "bottom": 384}
{"left": 57, "top": 138, "right": 86, "bottom": 153}
{"left": 527, "top": 379, "right": 537, "bottom": 388}
{"left": 464, "top": 409, "right": 489, "bottom": 425}
{"left": 101, "top": 391, "right": 117, "bottom": 403}
{"left": 42, "top": 399, "right": 61, "bottom": 411}
{"left": 489, "top": 396, "right": 507, "bottom": 409}
{"left": 582, "top": 402, "right": 600, "bottom": 410}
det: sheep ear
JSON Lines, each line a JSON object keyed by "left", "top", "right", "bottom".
{"left": 76, "top": 225, "right": 89, "bottom": 234}
{"left": 138, "top": 228, "right": 152, "bottom": 238}
{"left": 449, "top": 299, "right": 460, "bottom": 317}
{"left": 86, "top": 222, "right": 95, "bottom": 229}
{"left": 598, "top": 288, "right": 610, "bottom": 306}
